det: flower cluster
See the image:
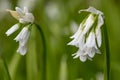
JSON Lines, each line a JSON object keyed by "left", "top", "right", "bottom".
{"left": 6, "top": 7, "right": 34, "bottom": 55}
{"left": 68, "top": 7, "right": 104, "bottom": 62}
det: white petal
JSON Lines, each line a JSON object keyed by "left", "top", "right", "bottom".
{"left": 88, "top": 49, "right": 95, "bottom": 58}
{"left": 14, "top": 32, "right": 22, "bottom": 42}
{"left": 79, "top": 7, "right": 103, "bottom": 15}
{"left": 6, "top": 24, "right": 19, "bottom": 36}
{"left": 15, "top": 7, "right": 24, "bottom": 16}
{"left": 17, "top": 45, "right": 27, "bottom": 55}
{"left": 72, "top": 49, "right": 83, "bottom": 58}
{"left": 79, "top": 55, "right": 87, "bottom": 62}
{"left": 14, "top": 27, "right": 30, "bottom": 46}
{"left": 24, "top": 7, "right": 28, "bottom": 13}
{"left": 95, "top": 28, "right": 102, "bottom": 47}
{"left": 14, "top": 28, "right": 25, "bottom": 42}
{"left": 23, "top": 13, "right": 34, "bottom": 23}
{"left": 97, "top": 15, "right": 104, "bottom": 28}
{"left": 68, "top": 33, "right": 85, "bottom": 48}
{"left": 83, "top": 14, "right": 95, "bottom": 34}
{"left": 14, "top": 27, "right": 27, "bottom": 41}
{"left": 20, "top": 29, "right": 30, "bottom": 46}
{"left": 15, "top": 7, "right": 34, "bottom": 23}
{"left": 86, "top": 32, "right": 96, "bottom": 48}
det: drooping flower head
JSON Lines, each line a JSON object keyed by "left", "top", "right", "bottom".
{"left": 6, "top": 7, "right": 34, "bottom": 55}
{"left": 7, "top": 7, "right": 34, "bottom": 23}
{"left": 68, "top": 7, "right": 104, "bottom": 62}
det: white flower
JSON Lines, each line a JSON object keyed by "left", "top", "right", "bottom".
{"left": 6, "top": 6, "right": 34, "bottom": 55}
{"left": 14, "top": 27, "right": 30, "bottom": 55}
{"left": 7, "top": 6, "right": 34, "bottom": 23}
{"left": 16, "top": 7, "right": 34, "bottom": 23}
{"left": 5, "top": 23, "right": 19, "bottom": 36}
{"left": 17, "top": 45, "right": 27, "bottom": 55}
{"left": 68, "top": 7, "right": 104, "bottom": 62}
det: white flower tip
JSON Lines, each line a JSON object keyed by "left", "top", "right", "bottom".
{"left": 17, "top": 49, "right": 26, "bottom": 55}
{"left": 78, "top": 10, "right": 82, "bottom": 14}
{"left": 88, "top": 52, "right": 95, "bottom": 58}
{"left": 17, "top": 51, "right": 26, "bottom": 56}
{"left": 17, "top": 45, "right": 27, "bottom": 55}
{"left": 79, "top": 56, "right": 87, "bottom": 62}
{"left": 5, "top": 33, "right": 10, "bottom": 36}
{"left": 70, "top": 35, "right": 75, "bottom": 39}
{"left": 20, "top": 52, "right": 26, "bottom": 55}
{"left": 96, "top": 50, "right": 101, "bottom": 54}
{"left": 5, "top": 31, "right": 10, "bottom": 36}
{"left": 88, "top": 57, "right": 92, "bottom": 61}
{"left": 67, "top": 42, "right": 71, "bottom": 45}
{"left": 15, "top": 7, "right": 18, "bottom": 10}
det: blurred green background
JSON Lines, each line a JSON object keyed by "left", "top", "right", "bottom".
{"left": 0, "top": 0, "right": 120, "bottom": 80}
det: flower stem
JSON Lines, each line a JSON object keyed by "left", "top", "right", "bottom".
{"left": 35, "top": 22, "right": 47, "bottom": 80}
{"left": 104, "top": 22, "right": 110, "bottom": 80}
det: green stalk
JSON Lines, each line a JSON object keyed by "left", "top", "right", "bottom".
{"left": 35, "top": 22, "right": 47, "bottom": 80}
{"left": 103, "top": 22, "right": 110, "bottom": 80}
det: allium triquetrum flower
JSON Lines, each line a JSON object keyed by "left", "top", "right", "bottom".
{"left": 68, "top": 7, "right": 104, "bottom": 62}
{"left": 7, "top": 6, "right": 34, "bottom": 23}
{"left": 6, "top": 7, "right": 34, "bottom": 55}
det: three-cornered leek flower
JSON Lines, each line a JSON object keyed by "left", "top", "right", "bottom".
{"left": 68, "top": 7, "right": 104, "bottom": 62}
{"left": 6, "top": 7, "right": 34, "bottom": 55}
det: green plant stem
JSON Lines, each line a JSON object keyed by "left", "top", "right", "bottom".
{"left": 104, "top": 22, "right": 110, "bottom": 80}
{"left": 1, "top": 55, "right": 11, "bottom": 80}
{"left": 35, "top": 22, "right": 46, "bottom": 80}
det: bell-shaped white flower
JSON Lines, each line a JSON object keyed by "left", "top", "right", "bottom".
{"left": 5, "top": 23, "right": 19, "bottom": 36}
{"left": 6, "top": 6, "right": 34, "bottom": 55}
{"left": 68, "top": 7, "right": 104, "bottom": 62}
{"left": 14, "top": 26, "right": 30, "bottom": 55}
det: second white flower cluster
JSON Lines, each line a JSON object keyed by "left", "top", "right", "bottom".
{"left": 68, "top": 7, "right": 104, "bottom": 62}
{"left": 6, "top": 7, "right": 34, "bottom": 55}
